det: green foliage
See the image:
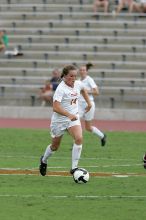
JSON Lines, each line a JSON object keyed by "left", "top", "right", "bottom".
{"left": 0, "top": 128, "right": 146, "bottom": 220}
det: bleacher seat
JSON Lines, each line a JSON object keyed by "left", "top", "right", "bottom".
{"left": 0, "top": 0, "right": 146, "bottom": 108}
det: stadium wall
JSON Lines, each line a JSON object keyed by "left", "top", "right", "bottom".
{"left": 0, "top": 106, "right": 146, "bottom": 121}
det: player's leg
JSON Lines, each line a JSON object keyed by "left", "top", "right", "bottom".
{"left": 39, "top": 135, "right": 63, "bottom": 176}
{"left": 85, "top": 120, "right": 106, "bottom": 146}
{"left": 42, "top": 135, "right": 63, "bottom": 164}
{"left": 85, "top": 119, "right": 104, "bottom": 138}
{"left": 68, "top": 123, "right": 83, "bottom": 173}
{"left": 84, "top": 102, "right": 106, "bottom": 146}
{"left": 39, "top": 121, "right": 65, "bottom": 176}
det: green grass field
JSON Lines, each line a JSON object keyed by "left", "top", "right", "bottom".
{"left": 0, "top": 128, "right": 146, "bottom": 220}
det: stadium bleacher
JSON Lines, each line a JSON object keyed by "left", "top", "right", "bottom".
{"left": 0, "top": 0, "right": 146, "bottom": 109}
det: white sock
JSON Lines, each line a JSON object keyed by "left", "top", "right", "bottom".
{"left": 42, "top": 145, "right": 53, "bottom": 164}
{"left": 91, "top": 126, "right": 104, "bottom": 139}
{"left": 72, "top": 143, "right": 82, "bottom": 169}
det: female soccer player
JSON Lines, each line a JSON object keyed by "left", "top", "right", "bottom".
{"left": 39, "top": 64, "right": 92, "bottom": 176}
{"left": 78, "top": 63, "right": 106, "bottom": 146}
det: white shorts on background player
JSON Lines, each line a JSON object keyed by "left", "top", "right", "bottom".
{"left": 79, "top": 75, "right": 97, "bottom": 121}
{"left": 79, "top": 100, "right": 95, "bottom": 121}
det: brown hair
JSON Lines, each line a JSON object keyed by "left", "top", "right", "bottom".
{"left": 86, "top": 62, "right": 93, "bottom": 71}
{"left": 61, "top": 64, "right": 77, "bottom": 78}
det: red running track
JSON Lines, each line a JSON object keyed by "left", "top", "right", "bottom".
{"left": 0, "top": 118, "right": 146, "bottom": 131}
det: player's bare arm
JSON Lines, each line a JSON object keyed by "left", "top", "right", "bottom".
{"left": 87, "top": 87, "right": 99, "bottom": 96}
{"left": 80, "top": 89, "right": 92, "bottom": 113}
{"left": 53, "top": 100, "right": 77, "bottom": 121}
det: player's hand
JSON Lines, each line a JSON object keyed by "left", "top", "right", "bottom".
{"left": 68, "top": 114, "right": 78, "bottom": 121}
{"left": 85, "top": 104, "right": 92, "bottom": 113}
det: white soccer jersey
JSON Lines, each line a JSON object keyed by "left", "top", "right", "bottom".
{"left": 79, "top": 75, "right": 97, "bottom": 102}
{"left": 51, "top": 80, "right": 84, "bottom": 123}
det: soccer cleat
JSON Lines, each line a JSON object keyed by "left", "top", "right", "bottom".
{"left": 143, "top": 153, "right": 146, "bottom": 162}
{"left": 70, "top": 167, "right": 78, "bottom": 175}
{"left": 39, "top": 156, "right": 47, "bottom": 176}
{"left": 101, "top": 134, "right": 106, "bottom": 146}
{"left": 143, "top": 153, "right": 146, "bottom": 169}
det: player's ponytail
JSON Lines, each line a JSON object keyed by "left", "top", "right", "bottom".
{"left": 86, "top": 63, "right": 93, "bottom": 71}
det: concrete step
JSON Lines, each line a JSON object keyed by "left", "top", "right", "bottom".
{"left": 0, "top": 67, "right": 145, "bottom": 78}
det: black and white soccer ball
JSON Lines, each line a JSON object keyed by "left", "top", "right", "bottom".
{"left": 73, "top": 168, "right": 89, "bottom": 183}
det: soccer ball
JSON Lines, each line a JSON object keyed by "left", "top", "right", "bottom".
{"left": 73, "top": 168, "right": 89, "bottom": 183}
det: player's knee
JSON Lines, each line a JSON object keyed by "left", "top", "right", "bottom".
{"left": 75, "top": 136, "right": 83, "bottom": 145}
{"left": 51, "top": 144, "right": 59, "bottom": 151}
{"left": 85, "top": 125, "right": 92, "bottom": 132}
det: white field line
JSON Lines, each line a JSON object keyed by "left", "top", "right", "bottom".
{"left": 0, "top": 155, "right": 139, "bottom": 161}
{"left": 0, "top": 163, "right": 142, "bottom": 171}
{"left": 98, "top": 163, "right": 142, "bottom": 168}
{"left": 0, "top": 194, "right": 146, "bottom": 199}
